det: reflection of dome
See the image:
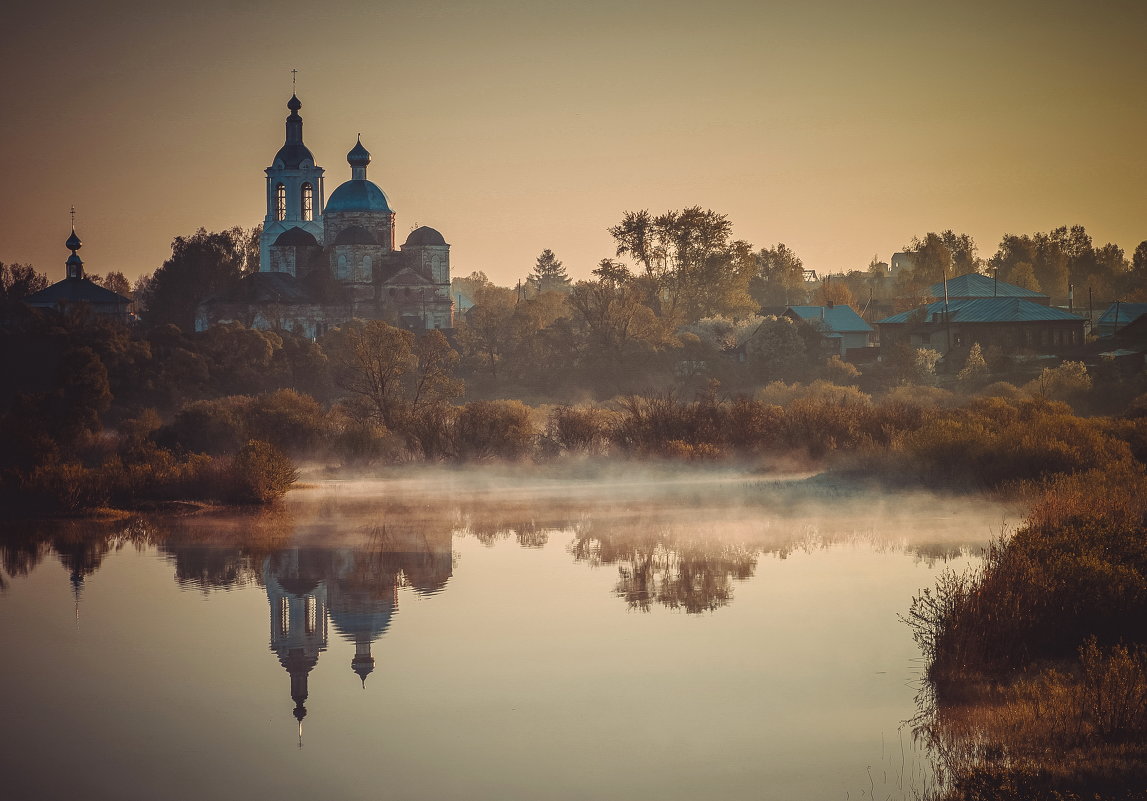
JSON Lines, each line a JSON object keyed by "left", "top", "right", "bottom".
{"left": 326, "top": 180, "right": 392, "bottom": 213}
{"left": 404, "top": 226, "right": 447, "bottom": 247}
{"left": 329, "top": 602, "right": 395, "bottom": 644}
{"left": 333, "top": 225, "right": 377, "bottom": 246}
{"left": 274, "top": 227, "right": 319, "bottom": 247}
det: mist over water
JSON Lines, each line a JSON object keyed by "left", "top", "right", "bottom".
{"left": 0, "top": 469, "right": 1015, "bottom": 800}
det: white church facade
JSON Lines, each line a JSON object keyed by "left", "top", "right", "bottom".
{"left": 196, "top": 93, "right": 454, "bottom": 337}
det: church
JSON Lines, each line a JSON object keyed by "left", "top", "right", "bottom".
{"left": 196, "top": 93, "right": 454, "bottom": 337}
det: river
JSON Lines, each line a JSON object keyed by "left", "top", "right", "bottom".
{"left": 0, "top": 469, "right": 1014, "bottom": 800}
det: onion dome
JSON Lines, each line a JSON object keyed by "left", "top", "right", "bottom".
{"left": 326, "top": 180, "right": 393, "bottom": 213}
{"left": 273, "top": 93, "right": 316, "bottom": 169}
{"left": 404, "top": 226, "right": 447, "bottom": 247}
{"left": 66, "top": 229, "right": 82, "bottom": 251}
{"left": 347, "top": 136, "right": 371, "bottom": 168}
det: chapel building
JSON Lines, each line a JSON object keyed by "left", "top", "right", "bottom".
{"left": 196, "top": 94, "right": 454, "bottom": 337}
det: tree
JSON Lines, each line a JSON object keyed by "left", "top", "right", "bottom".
{"left": 323, "top": 320, "right": 417, "bottom": 430}
{"left": 526, "top": 249, "right": 571, "bottom": 293}
{"left": 814, "top": 278, "right": 855, "bottom": 306}
{"left": 144, "top": 227, "right": 256, "bottom": 331}
{"left": 1007, "top": 262, "right": 1041, "bottom": 292}
{"left": 96, "top": 271, "right": 132, "bottom": 297}
{"left": 451, "top": 270, "right": 492, "bottom": 308}
{"left": 457, "top": 284, "right": 516, "bottom": 378}
{"left": 410, "top": 330, "right": 463, "bottom": 413}
{"left": 609, "top": 207, "right": 755, "bottom": 322}
{"left": 0, "top": 263, "right": 49, "bottom": 302}
{"left": 741, "top": 316, "right": 807, "bottom": 378}
{"left": 749, "top": 243, "right": 807, "bottom": 306}
{"left": 567, "top": 261, "right": 665, "bottom": 355}
{"left": 957, "top": 343, "right": 988, "bottom": 384}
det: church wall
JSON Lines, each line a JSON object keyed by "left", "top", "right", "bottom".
{"left": 324, "top": 211, "right": 395, "bottom": 252}
{"left": 403, "top": 245, "right": 450, "bottom": 284}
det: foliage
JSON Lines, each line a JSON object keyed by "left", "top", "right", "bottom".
{"left": 142, "top": 227, "right": 257, "bottom": 331}
{"left": 956, "top": 343, "right": 988, "bottom": 385}
{"left": 0, "top": 262, "right": 49, "bottom": 302}
{"left": 323, "top": 319, "right": 417, "bottom": 429}
{"left": 526, "top": 249, "right": 571, "bottom": 293}
{"left": 1022, "top": 360, "right": 1092, "bottom": 406}
{"left": 545, "top": 405, "right": 617, "bottom": 455}
{"left": 225, "top": 440, "right": 298, "bottom": 504}
{"left": 608, "top": 207, "right": 755, "bottom": 322}
{"left": 748, "top": 243, "right": 807, "bottom": 306}
{"left": 454, "top": 400, "right": 536, "bottom": 460}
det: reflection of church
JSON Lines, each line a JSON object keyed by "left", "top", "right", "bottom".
{"left": 262, "top": 527, "right": 453, "bottom": 733}
{"left": 196, "top": 93, "right": 454, "bottom": 337}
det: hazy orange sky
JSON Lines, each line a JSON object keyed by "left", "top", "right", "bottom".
{"left": 3, "top": 0, "right": 1144, "bottom": 287}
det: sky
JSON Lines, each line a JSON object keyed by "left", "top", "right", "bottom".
{"left": 2, "top": 0, "right": 1145, "bottom": 286}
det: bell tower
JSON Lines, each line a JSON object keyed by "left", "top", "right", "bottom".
{"left": 260, "top": 91, "right": 326, "bottom": 272}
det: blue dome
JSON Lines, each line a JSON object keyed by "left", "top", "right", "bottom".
{"left": 326, "top": 179, "right": 393, "bottom": 213}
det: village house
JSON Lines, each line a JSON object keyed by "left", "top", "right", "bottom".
{"left": 877, "top": 297, "right": 1085, "bottom": 354}
{"left": 783, "top": 304, "right": 874, "bottom": 358}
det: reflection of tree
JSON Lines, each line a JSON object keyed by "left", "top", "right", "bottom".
{"left": 570, "top": 526, "right": 757, "bottom": 613}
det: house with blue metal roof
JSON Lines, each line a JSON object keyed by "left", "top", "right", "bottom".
{"left": 1096, "top": 303, "right": 1147, "bottom": 338}
{"left": 877, "top": 297, "right": 1085, "bottom": 354}
{"left": 927, "top": 273, "right": 1050, "bottom": 306}
{"left": 784, "top": 304, "right": 874, "bottom": 356}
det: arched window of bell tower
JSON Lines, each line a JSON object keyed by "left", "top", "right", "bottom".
{"left": 301, "top": 183, "right": 313, "bottom": 221}
{"left": 361, "top": 255, "right": 372, "bottom": 282}
{"left": 275, "top": 184, "right": 286, "bottom": 221}
{"left": 337, "top": 254, "right": 349, "bottom": 280}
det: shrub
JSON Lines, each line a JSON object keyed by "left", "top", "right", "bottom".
{"left": 454, "top": 400, "right": 536, "bottom": 460}
{"left": 546, "top": 404, "right": 617, "bottom": 455}
{"left": 161, "top": 396, "right": 249, "bottom": 454}
{"left": 224, "top": 440, "right": 298, "bottom": 503}
{"left": 1024, "top": 360, "right": 1093, "bottom": 404}
{"left": 245, "top": 390, "right": 327, "bottom": 455}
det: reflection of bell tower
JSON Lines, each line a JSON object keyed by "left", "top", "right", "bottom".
{"left": 263, "top": 549, "right": 329, "bottom": 737}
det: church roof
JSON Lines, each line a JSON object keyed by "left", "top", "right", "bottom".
{"left": 404, "top": 226, "right": 447, "bottom": 247}
{"left": 273, "top": 227, "right": 319, "bottom": 247}
{"left": 326, "top": 180, "right": 393, "bottom": 213}
{"left": 204, "top": 271, "right": 319, "bottom": 306}
{"left": 333, "top": 225, "right": 377, "bottom": 246}
{"left": 24, "top": 277, "right": 131, "bottom": 307}
{"left": 273, "top": 142, "right": 316, "bottom": 170}
{"left": 385, "top": 267, "right": 434, "bottom": 286}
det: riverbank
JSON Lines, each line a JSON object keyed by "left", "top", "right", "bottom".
{"left": 909, "top": 468, "right": 1147, "bottom": 800}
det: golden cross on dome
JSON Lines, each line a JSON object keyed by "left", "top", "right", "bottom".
{"left": 291, "top": 68, "right": 298, "bottom": 91}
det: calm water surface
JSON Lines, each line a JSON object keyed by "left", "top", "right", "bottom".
{"left": 0, "top": 470, "right": 1013, "bottom": 800}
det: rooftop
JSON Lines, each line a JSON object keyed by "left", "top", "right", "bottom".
{"left": 878, "top": 297, "right": 1085, "bottom": 325}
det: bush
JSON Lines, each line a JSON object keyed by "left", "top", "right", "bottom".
{"left": 545, "top": 404, "right": 617, "bottom": 455}
{"left": 224, "top": 440, "right": 298, "bottom": 503}
{"left": 454, "top": 400, "right": 536, "bottom": 460}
